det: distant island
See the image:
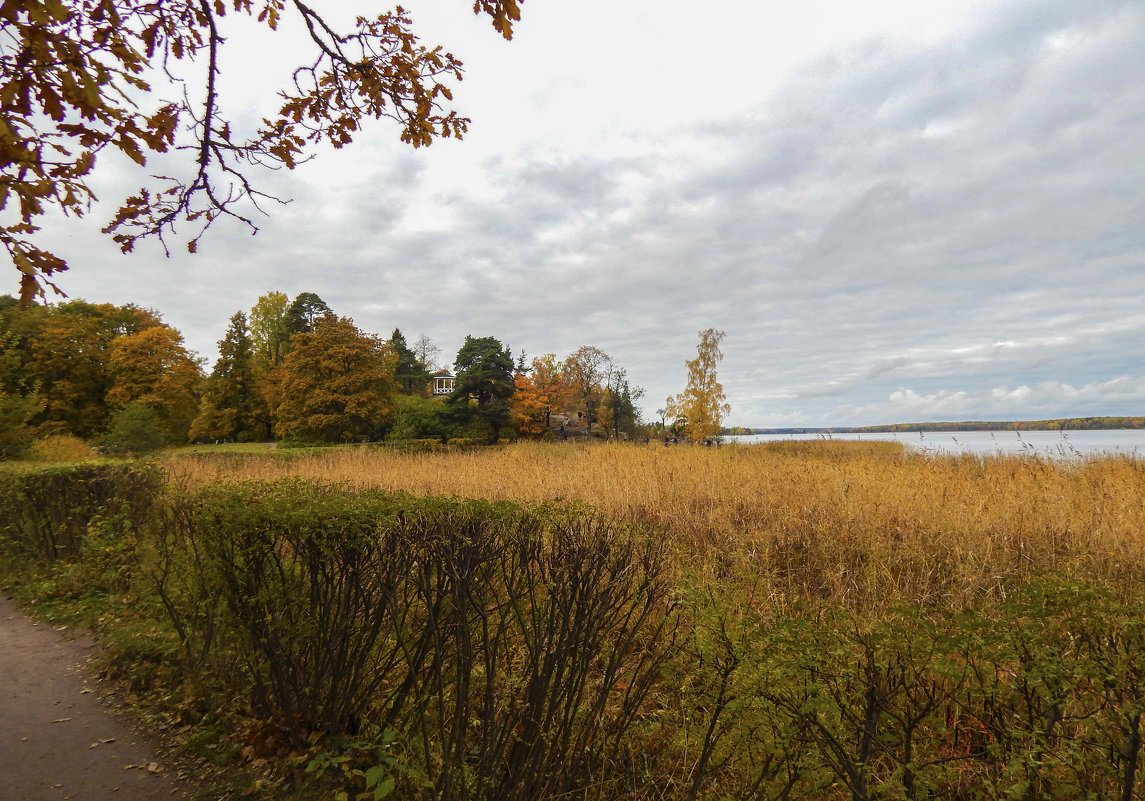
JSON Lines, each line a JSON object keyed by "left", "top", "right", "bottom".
{"left": 725, "top": 416, "right": 1145, "bottom": 435}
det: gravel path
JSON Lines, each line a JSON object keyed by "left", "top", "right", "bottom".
{"left": 0, "top": 593, "right": 190, "bottom": 801}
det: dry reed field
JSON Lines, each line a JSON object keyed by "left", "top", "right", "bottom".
{"left": 165, "top": 441, "right": 1145, "bottom": 608}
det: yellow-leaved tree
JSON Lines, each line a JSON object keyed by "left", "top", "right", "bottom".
{"left": 667, "top": 328, "right": 730, "bottom": 442}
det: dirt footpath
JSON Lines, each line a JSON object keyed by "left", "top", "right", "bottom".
{"left": 0, "top": 592, "right": 189, "bottom": 801}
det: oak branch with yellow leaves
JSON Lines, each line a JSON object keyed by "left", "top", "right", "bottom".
{"left": 0, "top": 0, "right": 522, "bottom": 303}
{"left": 666, "top": 328, "right": 731, "bottom": 442}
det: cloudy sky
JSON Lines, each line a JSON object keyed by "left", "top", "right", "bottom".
{"left": 18, "top": 0, "right": 1145, "bottom": 427}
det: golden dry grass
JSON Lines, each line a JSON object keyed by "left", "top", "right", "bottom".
{"left": 164, "top": 441, "right": 1145, "bottom": 608}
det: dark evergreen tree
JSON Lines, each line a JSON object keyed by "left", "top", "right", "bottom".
{"left": 284, "top": 292, "right": 333, "bottom": 335}
{"left": 449, "top": 335, "right": 515, "bottom": 439}
{"left": 388, "top": 328, "right": 432, "bottom": 395}
{"left": 190, "top": 311, "right": 264, "bottom": 442}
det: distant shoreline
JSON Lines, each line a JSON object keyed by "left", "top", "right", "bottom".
{"left": 725, "top": 416, "right": 1145, "bottom": 436}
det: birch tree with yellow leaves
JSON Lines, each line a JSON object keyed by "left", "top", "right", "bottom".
{"left": 667, "top": 328, "right": 730, "bottom": 442}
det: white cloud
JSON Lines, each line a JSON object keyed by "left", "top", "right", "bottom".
{"left": 10, "top": 0, "right": 1145, "bottom": 429}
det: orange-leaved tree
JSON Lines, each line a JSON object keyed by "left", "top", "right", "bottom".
{"left": 511, "top": 353, "right": 573, "bottom": 437}
{"left": 272, "top": 315, "right": 397, "bottom": 442}
{"left": 0, "top": 298, "right": 163, "bottom": 438}
{"left": 106, "top": 323, "right": 204, "bottom": 442}
{"left": 2, "top": 0, "right": 523, "bottom": 302}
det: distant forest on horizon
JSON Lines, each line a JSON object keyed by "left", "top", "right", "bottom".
{"left": 726, "top": 416, "right": 1145, "bottom": 435}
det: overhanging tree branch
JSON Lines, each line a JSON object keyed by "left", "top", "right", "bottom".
{"left": 1, "top": 0, "right": 523, "bottom": 301}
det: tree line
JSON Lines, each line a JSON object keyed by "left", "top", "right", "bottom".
{"left": 0, "top": 291, "right": 678, "bottom": 454}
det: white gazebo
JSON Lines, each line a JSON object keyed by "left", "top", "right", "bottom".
{"left": 432, "top": 370, "right": 456, "bottom": 395}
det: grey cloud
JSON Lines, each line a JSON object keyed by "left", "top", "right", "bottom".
{"left": 867, "top": 357, "right": 910, "bottom": 380}
{"left": 22, "top": 0, "right": 1145, "bottom": 430}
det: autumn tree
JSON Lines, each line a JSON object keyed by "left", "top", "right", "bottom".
{"left": 449, "top": 335, "right": 515, "bottom": 439}
{"left": 106, "top": 324, "right": 203, "bottom": 443}
{"left": 565, "top": 345, "right": 613, "bottom": 436}
{"left": 388, "top": 328, "right": 432, "bottom": 395}
{"left": 190, "top": 311, "right": 264, "bottom": 442}
{"left": 0, "top": 298, "right": 162, "bottom": 438}
{"left": 273, "top": 315, "right": 397, "bottom": 443}
{"left": 511, "top": 353, "right": 572, "bottom": 437}
{"left": 249, "top": 291, "right": 291, "bottom": 372}
{"left": 668, "top": 328, "right": 731, "bottom": 442}
{"left": 3, "top": 0, "right": 524, "bottom": 302}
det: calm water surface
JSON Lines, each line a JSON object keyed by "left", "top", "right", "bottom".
{"left": 725, "top": 430, "right": 1145, "bottom": 459}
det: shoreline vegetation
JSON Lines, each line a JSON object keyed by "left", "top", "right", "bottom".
{"left": 3, "top": 440, "right": 1145, "bottom": 800}
{"left": 726, "top": 414, "right": 1145, "bottom": 435}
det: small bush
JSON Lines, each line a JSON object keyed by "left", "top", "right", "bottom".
{"left": 101, "top": 403, "right": 167, "bottom": 456}
{"left": 445, "top": 437, "right": 479, "bottom": 448}
{"left": 28, "top": 434, "right": 98, "bottom": 462}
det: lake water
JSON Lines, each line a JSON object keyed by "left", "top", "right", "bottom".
{"left": 724, "top": 430, "right": 1145, "bottom": 459}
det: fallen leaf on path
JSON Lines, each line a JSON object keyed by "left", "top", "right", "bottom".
{"left": 89, "top": 738, "right": 116, "bottom": 748}
{"left": 147, "top": 762, "right": 163, "bottom": 773}
{"left": 51, "top": 717, "right": 72, "bottom": 723}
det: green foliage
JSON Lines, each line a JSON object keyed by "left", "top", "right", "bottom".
{"left": 284, "top": 291, "right": 333, "bottom": 335}
{"left": 448, "top": 335, "right": 515, "bottom": 436}
{"left": 0, "top": 388, "right": 42, "bottom": 457}
{"left": 0, "top": 461, "right": 163, "bottom": 561}
{"left": 306, "top": 728, "right": 426, "bottom": 801}
{"left": 383, "top": 394, "right": 447, "bottom": 443}
{"left": 190, "top": 311, "right": 264, "bottom": 443}
{"left": 388, "top": 328, "right": 432, "bottom": 395}
{"left": 101, "top": 403, "right": 168, "bottom": 456}
{"left": 4, "top": 458, "right": 1145, "bottom": 801}
{"left": 248, "top": 291, "right": 291, "bottom": 371}
{"left": 136, "top": 479, "right": 677, "bottom": 801}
